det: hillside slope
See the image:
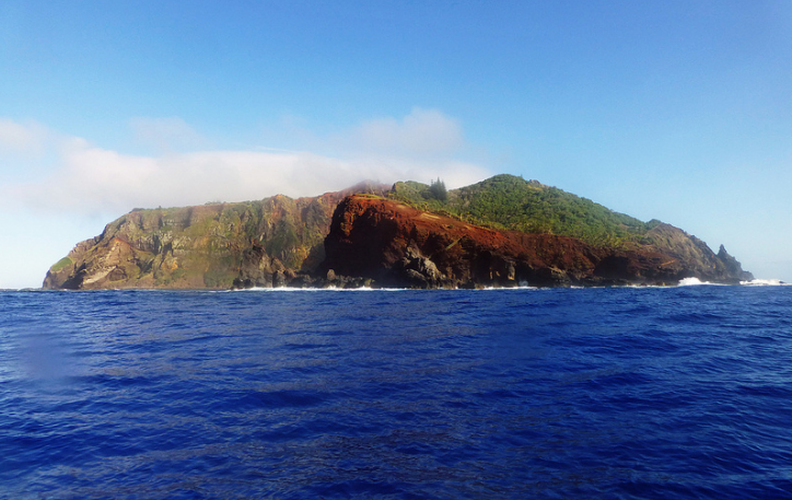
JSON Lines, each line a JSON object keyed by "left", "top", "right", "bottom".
{"left": 390, "top": 174, "right": 650, "bottom": 246}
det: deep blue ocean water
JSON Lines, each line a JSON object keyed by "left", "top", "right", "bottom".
{"left": 2, "top": 285, "right": 792, "bottom": 499}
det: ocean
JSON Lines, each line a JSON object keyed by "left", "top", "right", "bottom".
{"left": 2, "top": 285, "right": 792, "bottom": 499}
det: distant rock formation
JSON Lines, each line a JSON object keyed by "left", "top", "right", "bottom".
{"left": 43, "top": 176, "right": 752, "bottom": 289}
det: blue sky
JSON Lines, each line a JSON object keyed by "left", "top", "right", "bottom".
{"left": 1, "top": 0, "right": 791, "bottom": 288}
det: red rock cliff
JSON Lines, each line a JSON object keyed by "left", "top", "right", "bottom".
{"left": 321, "top": 195, "right": 749, "bottom": 288}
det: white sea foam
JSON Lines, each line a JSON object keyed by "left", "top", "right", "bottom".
{"left": 476, "top": 286, "right": 539, "bottom": 291}
{"left": 220, "top": 279, "right": 792, "bottom": 291}
{"left": 740, "top": 279, "right": 790, "bottom": 287}
{"left": 677, "top": 277, "right": 790, "bottom": 287}
{"left": 229, "top": 285, "right": 547, "bottom": 292}
{"left": 677, "top": 277, "right": 722, "bottom": 286}
{"left": 678, "top": 277, "right": 704, "bottom": 286}
{"left": 230, "top": 286, "right": 408, "bottom": 292}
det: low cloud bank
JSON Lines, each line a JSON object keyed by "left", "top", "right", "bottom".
{"left": 1, "top": 110, "right": 492, "bottom": 214}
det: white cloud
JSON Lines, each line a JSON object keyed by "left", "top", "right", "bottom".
{"left": 6, "top": 146, "right": 488, "bottom": 213}
{"left": 1, "top": 111, "right": 492, "bottom": 215}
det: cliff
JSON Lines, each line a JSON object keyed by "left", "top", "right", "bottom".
{"left": 43, "top": 175, "right": 752, "bottom": 289}
{"left": 320, "top": 195, "right": 752, "bottom": 288}
{"left": 43, "top": 183, "right": 387, "bottom": 290}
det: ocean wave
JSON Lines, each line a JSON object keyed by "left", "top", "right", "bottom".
{"left": 740, "top": 279, "right": 790, "bottom": 286}
{"left": 475, "top": 285, "right": 539, "bottom": 291}
{"left": 229, "top": 286, "right": 409, "bottom": 292}
{"left": 678, "top": 277, "right": 790, "bottom": 287}
{"left": 677, "top": 277, "right": 723, "bottom": 286}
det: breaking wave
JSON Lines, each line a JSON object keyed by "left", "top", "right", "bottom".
{"left": 741, "top": 278, "right": 790, "bottom": 286}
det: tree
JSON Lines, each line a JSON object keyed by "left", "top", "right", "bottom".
{"left": 429, "top": 177, "right": 448, "bottom": 201}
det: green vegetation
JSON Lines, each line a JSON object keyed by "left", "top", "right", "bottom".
{"left": 49, "top": 257, "right": 73, "bottom": 273}
{"left": 265, "top": 219, "right": 300, "bottom": 265}
{"left": 429, "top": 178, "right": 448, "bottom": 201}
{"left": 390, "top": 180, "right": 453, "bottom": 216}
{"left": 390, "top": 174, "right": 650, "bottom": 246}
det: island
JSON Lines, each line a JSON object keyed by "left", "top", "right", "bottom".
{"left": 43, "top": 175, "right": 752, "bottom": 290}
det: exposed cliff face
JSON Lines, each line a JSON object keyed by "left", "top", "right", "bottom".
{"left": 638, "top": 223, "right": 753, "bottom": 282}
{"left": 321, "top": 195, "right": 752, "bottom": 288}
{"left": 43, "top": 176, "right": 752, "bottom": 290}
{"left": 43, "top": 184, "right": 387, "bottom": 290}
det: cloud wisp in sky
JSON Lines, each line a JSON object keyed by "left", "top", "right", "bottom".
{"left": 128, "top": 116, "right": 208, "bottom": 153}
{"left": 0, "top": 118, "right": 48, "bottom": 155}
{"left": 343, "top": 107, "right": 465, "bottom": 156}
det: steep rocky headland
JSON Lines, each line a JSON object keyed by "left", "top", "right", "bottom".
{"left": 43, "top": 175, "right": 752, "bottom": 289}
{"left": 43, "top": 182, "right": 387, "bottom": 290}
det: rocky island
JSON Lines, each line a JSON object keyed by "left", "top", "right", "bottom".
{"left": 43, "top": 175, "right": 752, "bottom": 289}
